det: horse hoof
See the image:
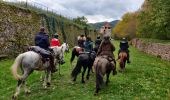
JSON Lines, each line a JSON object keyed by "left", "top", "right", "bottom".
{"left": 82, "top": 81, "right": 85, "bottom": 83}
{"left": 72, "top": 79, "right": 76, "bottom": 82}
{"left": 94, "top": 92, "right": 98, "bottom": 96}
{"left": 25, "top": 91, "right": 31, "bottom": 96}
{"left": 112, "top": 71, "right": 117, "bottom": 75}
{"left": 12, "top": 95, "right": 17, "bottom": 100}
{"left": 47, "top": 82, "right": 51, "bottom": 86}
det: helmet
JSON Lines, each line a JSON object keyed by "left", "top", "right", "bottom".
{"left": 54, "top": 34, "right": 59, "bottom": 38}
{"left": 122, "top": 37, "right": 126, "bottom": 41}
{"left": 80, "top": 34, "right": 84, "bottom": 37}
{"left": 97, "top": 35, "right": 100, "bottom": 39}
{"left": 40, "top": 27, "right": 45, "bottom": 32}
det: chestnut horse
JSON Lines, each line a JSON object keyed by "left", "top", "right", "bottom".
{"left": 118, "top": 51, "right": 127, "bottom": 72}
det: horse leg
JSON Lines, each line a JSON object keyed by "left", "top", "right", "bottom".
{"left": 73, "top": 76, "right": 77, "bottom": 82}
{"left": 81, "top": 66, "right": 87, "bottom": 83}
{"left": 12, "top": 69, "right": 33, "bottom": 100}
{"left": 106, "top": 71, "right": 111, "bottom": 86}
{"left": 43, "top": 70, "right": 48, "bottom": 88}
{"left": 86, "top": 66, "right": 91, "bottom": 80}
{"left": 23, "top": 81, "right": 31, "bottom": 96}
{"left": 47, "top": 69, "right": 52, "bottom": 86}
{"left": 94, "top": 73, "right": 100, "bottom": 95}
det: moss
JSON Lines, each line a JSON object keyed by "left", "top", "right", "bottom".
{"left": 0, "top": 2, "right": 95, "bottom": 56}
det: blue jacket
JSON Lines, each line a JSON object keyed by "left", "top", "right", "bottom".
{"left": 35, "top": 32, "right": 50, "bottom": 50}
{"left": 84, "top": 41, "right": 93, "bottom": 52}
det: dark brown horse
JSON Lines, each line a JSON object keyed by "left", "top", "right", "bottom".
{"left": 71, "top": 51, "right": 96, "bottom": 83}
{"left": 70, "top": 46, "right": 84, "bottom": 64}
{"left": 93, "top": 56, "right": 116, "bottom": 95}
{"left": 118, "top": 51, "right": 127, "bottom": 72}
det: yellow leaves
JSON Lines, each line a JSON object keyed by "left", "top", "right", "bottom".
{"left": 112, "top": 12, "right": 138, "bottom": 39}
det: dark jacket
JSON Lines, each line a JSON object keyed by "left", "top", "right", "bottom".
{"left": 120, "top": 40, "right": 129, "bottom": 51}
{"left": 35, "top": 32, "right": 50, "bottom": 50}
{"left": 95, "top": 38, "right": 102, "bottom": 47}
{"left": 97, "top": 40, "right": 115, "bottom": 58}
{"left": 84, "top": 40, "right": 93, "bottom": 52}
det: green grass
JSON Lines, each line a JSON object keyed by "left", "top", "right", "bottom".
{"left": 0, "top": 41, "right": 170, "bottom": 100}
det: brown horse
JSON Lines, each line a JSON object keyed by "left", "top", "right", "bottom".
{"left": 118, "top": 51, "right": 127, "bottom": 72}
{"left": 70, "top": 46, "right": 84, "bottom": 64}
{"left": 93, "top": 56, "right": 116, "bottom": 95}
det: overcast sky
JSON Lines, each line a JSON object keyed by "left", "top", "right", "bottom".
{"left": 7, "top": 0, "right": 145, "bottom": 23}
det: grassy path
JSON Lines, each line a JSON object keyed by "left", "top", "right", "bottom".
{"left": 0, "top": 41, "right": 170, "bottom": 100}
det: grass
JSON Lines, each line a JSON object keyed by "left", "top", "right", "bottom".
{"left": 0, "top": 41, "right": 170, "bottom": 100}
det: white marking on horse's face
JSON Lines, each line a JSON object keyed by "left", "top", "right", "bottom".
{"left": 62, "top": 43, "right": 69, "bottom": 52}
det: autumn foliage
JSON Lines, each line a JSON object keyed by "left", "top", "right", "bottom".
{"left": 112, "top": 0, "right": 170, "bottom": 40}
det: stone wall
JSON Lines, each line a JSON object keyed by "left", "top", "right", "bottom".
{"left": 131, "top": 38, "right": 170, "bottom": 61}
{"left": 0, "top": 3, "right": 42, "bottom": 56}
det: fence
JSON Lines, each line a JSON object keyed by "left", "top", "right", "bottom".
{"left": 2, "top": 0, "right": 73, "bottom": 20}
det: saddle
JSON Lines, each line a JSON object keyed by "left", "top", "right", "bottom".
{"left": 28, "top": 46, "right": 51, "bottom": 63}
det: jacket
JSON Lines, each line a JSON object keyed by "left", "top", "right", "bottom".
{"left": 97, "top": 40, "right": 115, "bottom": 58}
{"left": 120, "top": 41, "right": 129, "bottom": 50}
{"left": 50, "top": 38, "right": 61, "bottom": 47}
{"left": 35, "top": 32, "right": 50, "bottom": 50}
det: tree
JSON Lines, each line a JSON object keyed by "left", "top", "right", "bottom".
{"left": 112, "top": 12, "right": 138, "bottom": 40}
{"left": 73, "top": 16, "right": 88, "bottom": 26}
{"left": 137, "top": 0, "right": 170, "bottom": 39}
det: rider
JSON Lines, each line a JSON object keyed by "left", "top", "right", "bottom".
{"left": 77, "top": 34, "right": 86, "bottom": 48}
{"left": 97, "top": 36, "right": 117, "bottom": 75}
{"left": 35, "top": 27, "right": 56, "bottom": 73}
{"left": 50, "top": 34, "right": 61, "bottom": 47}
{"left": 118, "top": 38, "right": 130, "bottom": 63}
{"left": 94, "top": 35, "right": 102, "bottom": 53}
{"left": 84, "top": 37, "right": 93, "bottom": 52}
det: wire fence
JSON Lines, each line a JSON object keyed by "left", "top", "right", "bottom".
{"left": 2, "top": 0, "right": 73, "bottom": 20}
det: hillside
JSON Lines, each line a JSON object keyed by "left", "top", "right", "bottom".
{"left": 0, "top": 1, "right": 96, "bottom": 56}
{"left": 89, "top": 20, "right": 119, "bottom": 29}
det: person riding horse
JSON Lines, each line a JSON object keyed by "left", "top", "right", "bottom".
{"left": 118, "top": 38, "right": 130, "bottom": 63}
{"left": 50, "top": 34, "right": 61, "bottom": 47}
{"left": 34, "top": 27, "right": 56, "bottom": 73}
{"left": 94, "top": 35, "right": 102, "bottom": 53}
{"left": 96, "top": 36, "right": 117, "bottom": 75}
{"left": 84, "top": 37, "right": 93, "bottom": 52}
{"left": 77, "top": 34, "right": 86, "bottom": 48}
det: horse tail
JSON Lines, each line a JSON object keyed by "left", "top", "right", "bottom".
{"left": 71, "top": 57, "right": 82, "bottom": 78}
{"left": 95, "top": 59, "right": 103, "bottom": 86}
{"left": 70, "top": 48, "right": 76, "bottom": 63}
{"left": 119, "top": 52, "right": 127, "bottom": 69}
{"left": 11, "top": 54, "right": 24, "bottom": 80}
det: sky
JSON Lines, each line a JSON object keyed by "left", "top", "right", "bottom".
{"left": 6, "top": 0, "right": 145, "bottom": 23}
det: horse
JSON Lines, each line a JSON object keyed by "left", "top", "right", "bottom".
{"left": 93, "top": 55, "right": 116, "bottom": 95}
{"left": 71, "top": 51, "right": 96, "bottom": 83}
{"left": 11, "top": 46, "right": 65, "bottom": 100}
{"left": 70, "top": 46, "right": 84, "bottom": 64}
{"left": 118, "top": 51, "right": 127, "bottom": 72}
{"left": 50, "top": 43, "right": 69, "bottom": 75}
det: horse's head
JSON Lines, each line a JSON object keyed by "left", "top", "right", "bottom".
{"left": 62, "top": 43, "right": 69, "bottom": 53}
{"left": 51, "top": 46, "right": 65, "bottom": 65}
